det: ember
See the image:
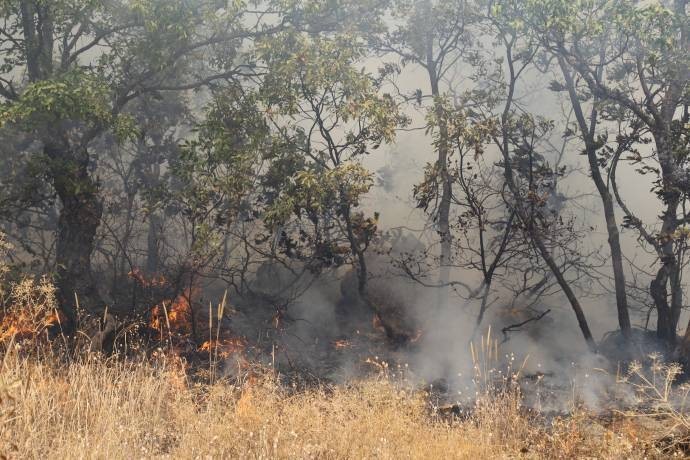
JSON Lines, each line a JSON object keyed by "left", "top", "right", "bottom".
{"left": 199, "top": 337, "right": 247, "bottom": 358}
{"left": 332, "top": 339, "right": 352, "bottom": 350}
{"left": 128, "top": 268, "right": 167, "bottom": 288}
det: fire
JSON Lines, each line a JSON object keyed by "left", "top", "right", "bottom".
{"left": 44, "top": 311, "right": 63, "bottom": 327}
{"left": 0, "top": 308, "right": 64, "bottom": 343}
{"left": 128, "top": 268, "right": 167, "bottom": 288}
{"left": 199, "top": 337, "right": 246, "bottom": 355}
{"left": 149, "top": 289, "right": 194, "bottom": 335}
{"left": 332, "top": 339, "right": 352, "bottom": 350}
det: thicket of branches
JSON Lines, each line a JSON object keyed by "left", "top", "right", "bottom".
{"left": 0, "top": 0, "right": 689, "bottom": 358}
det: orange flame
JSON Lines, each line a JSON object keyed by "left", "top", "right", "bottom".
{"left": 199, "top": 337, "right": 247, "bottom": 358}
{"left": 149, "top": 288, "right": 195, "bottom": 335}
{"left": 128, "top": 268, "right": 167, "bottom": 288}
{"left": 0, "top": 309, "right": 64, "bottom": 343}
{"left": 332, "top": 339, "right": 352, "bottom": 350}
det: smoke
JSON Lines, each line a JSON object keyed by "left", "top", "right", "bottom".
{"left": 210, "top": 46, "right": 675, "bottom": 412}
{"left": 2, "top": 0, "right": 681, "bottom": 417}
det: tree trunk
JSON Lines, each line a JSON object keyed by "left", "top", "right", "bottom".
{"left": 427, "top": 45, "right": 453, "bottom": 311}
{"left": 604, "top": 195, "right": 633, "bottom": 338}
{"left": 652, "top": 126, "right": 681, "bottom": 347}
{"left": 45, "top": 142, "right": 103, "bottom": 331}
{"left": 500, "top": 51, "right": 596, "bottom": 350}
{"left": 652, "top": 0, "right": 688, "bottom": 347}
{"left": 500, "top": 146, "right": 596, "bottom": 351}
{"left": 342, "top": 202, "right": 368, "bottom": 297}
{"left": 531, "top": 228, "right": 597, "bottom": 350}
{"left": 146, "top": 212, "right": 162, "bottom": 274}
{"left": 651, "top": 264, "right": 673, "bottom": 342}
{"left": 558, "top": 57, "right": 632, "bottom": 338}
{"left": 20, "top": 1, "right": 54, "bottom": 82}
{"left": 651, "top": 239, "right": 682, "bottom": 347}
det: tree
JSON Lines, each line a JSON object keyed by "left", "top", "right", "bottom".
{"left": 257, "top": 29, "right": 405, "bottom": 299}
{"left": 473, "top": 0, "right": 640, "bottom": 341}
{"left": 487, "top": 0, "right": 597, "bottom": 350}
{"left": 374, "top": 0, "right": 478, "bottom": 309}
{"left": 522, "top": 0, "right": 689, "bottom": 349}
{"left": 0, "top": 0, "right": 275, "bottom": 329}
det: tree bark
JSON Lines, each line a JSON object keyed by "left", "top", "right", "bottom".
{"left": 651, "top": 263, "right": 673, "bottom": 341}
{"left": 45, "top": 142, "right": 103, "bottom": 330}
{"left": 650, "top": 0, "right": 687, "bottom": 347}
{"left": 342, "top": 202, "right": 368, "bottom": 297}
{"left": 146, "top": 212, "right": 162, "bottom": 274}
{"left": 651, "top": 128, "right": 682, "bottom": 346}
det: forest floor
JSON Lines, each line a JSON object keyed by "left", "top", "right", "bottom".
{"left": 0, "top": 277, "right": 687, "bottom": 458}
{"left": 0, "top": 346, "right": 688, "bottom": 459}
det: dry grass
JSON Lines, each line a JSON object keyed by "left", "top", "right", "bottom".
{"left": 0, "top": 239, "right": 682, "bottom": 459}
{"left": 0, "top": 348, "right": 675, "bottom": 460}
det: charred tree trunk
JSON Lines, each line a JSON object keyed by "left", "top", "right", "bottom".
{"left": 651, "top": 205, "right": 682, "bottom": 347}
{"left": 529, "top": 225, "right": 596, "bottom": 350}
{"left": 45, "top": 142, "right": 103, "bottom": 331}
{"left": 651, "top": 127, "right": 682, "bottom": 347}
{"left": 342, "top": 201, "right": 368, "bottom": 298}
{"left": 604, "top": 199, "right": 633, "bottom": 338}
{"left": 651, "top": 263, "right": 673, "bottom": 342}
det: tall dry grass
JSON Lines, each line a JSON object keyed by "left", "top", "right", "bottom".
{"left": 0, "top": 236, "right": 682, "bottom": 459}
{"left": 0, "top": 346, "right": 673, "bottom": 460}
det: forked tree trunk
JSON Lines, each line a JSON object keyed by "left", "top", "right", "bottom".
{"left": 45, "top": 142, "right": 103, "bottom": 331}
{"left": 652, "top": 0, "right": 688, "bottom": 349}
{"left": 651, "top": 130, "right": 682, "bottom": 347}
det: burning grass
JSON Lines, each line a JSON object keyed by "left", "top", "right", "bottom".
{"left": 0, "top": 252, "right": 686, "bottom": 458}
{"left": 0, "top": 343, "right": 686, "bottom": 459}
{"left": 0, "top": 296, "right": 686, "bottom": 458}
{"left": 0, "top": 276, "right": 64, "bottom": 344}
